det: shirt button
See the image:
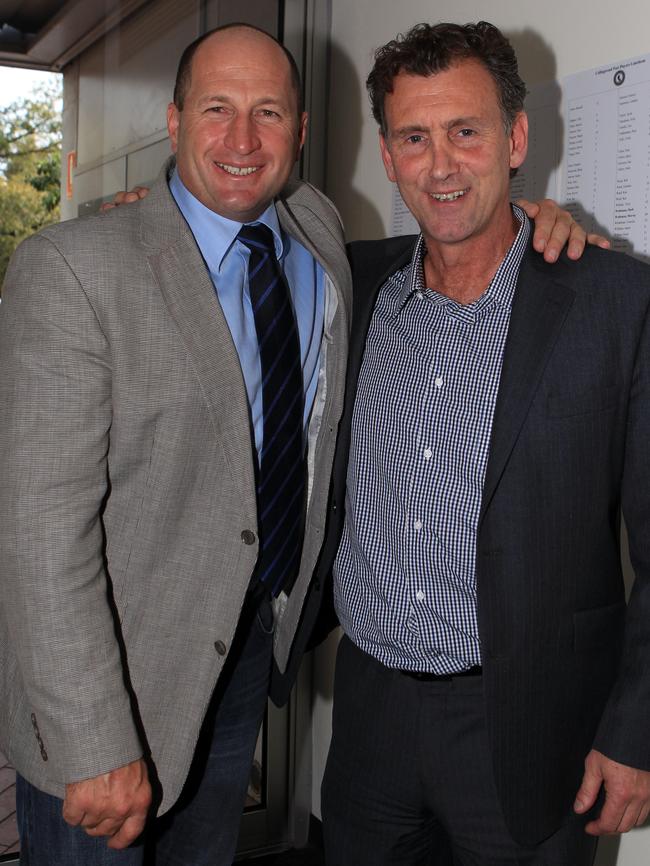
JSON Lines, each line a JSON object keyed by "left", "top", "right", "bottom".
{"left": 415, "top": 291, "right": 424, "bottom": 300}
{"left": 214, "top": 640, "right": 227, "bottom": 656}
{"left": 424, "top": 448, "right": 432, "bottom": 460}
{"left": 416, "top": 590, "right": 425, "bottom": 601}
{"left": 434, "top": 376, "right": 444, "bottom": 388}
{"left": 414, "top": 520, "right": 422, "bottom": 531}
{"left": 241, "top": 530, "right": 256, "bottom": 545}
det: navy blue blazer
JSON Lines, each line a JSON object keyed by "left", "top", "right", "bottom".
{"left": 274, "top": 226, "right": 650, "bottom": 845}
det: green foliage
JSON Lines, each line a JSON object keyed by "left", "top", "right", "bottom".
{"left": 0, "top": 78, "right": 62, "bottom": 289}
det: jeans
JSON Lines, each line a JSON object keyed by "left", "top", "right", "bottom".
{"left": 17, "top": 596, "right": 274, "bottom": 866}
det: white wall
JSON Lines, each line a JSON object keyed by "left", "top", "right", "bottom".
{"left": 313, "top": 3, "right": 650, "bottom": 863}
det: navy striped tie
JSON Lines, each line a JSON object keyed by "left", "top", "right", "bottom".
{"left": 238, "top": 223, "right": 306, "bottom": 597}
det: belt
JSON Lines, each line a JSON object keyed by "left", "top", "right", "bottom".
{"left": 399, "top": 664, "right": 482, "bottom": 682}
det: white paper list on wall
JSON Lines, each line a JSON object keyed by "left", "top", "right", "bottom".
{"left": 390, "top": 187, "right": 420, "bottom": 236}
{"left": 562, "top": 53, "right": 650, "bottom": 261}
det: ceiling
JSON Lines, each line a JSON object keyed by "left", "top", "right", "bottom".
{"left": 0, "top": 0, "right": 151, "bottom": 69}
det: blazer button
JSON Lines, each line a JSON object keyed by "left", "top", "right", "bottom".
{"left": 241, "top": 530, "right": 256, "bottom": 545}
{"left": 214, "top": 640, "right": 227, "bottom": 656}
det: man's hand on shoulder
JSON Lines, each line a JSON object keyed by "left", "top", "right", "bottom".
{"left": 517, "top": 198, "right": 610, "bottom": 263}
{"left": 100, "top": 186, "right": 150, "bottom": 212}
{"left": 62, "top": 757, "right": 152, "bottom": 849}
{"left": 574, "top": 748, "right": 650, "bottom": 835}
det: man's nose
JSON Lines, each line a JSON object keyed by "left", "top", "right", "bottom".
{"left": 224, "top": 115, "right": 261, "bottom": 154}
{"left": 429, "top": 141, "right": 459, "bottom": 180}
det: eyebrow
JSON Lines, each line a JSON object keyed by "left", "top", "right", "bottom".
{"left": 445, "top": 116, "right": 483, "bottom": 128}
{"left": 390, "top": 124, "right": 428, "bottom": 138}
{"left": 197, "top": 94, "right": 288, "bottom": 109}
{"left": 390, "top": 115, "right": 486, "bottom": 138}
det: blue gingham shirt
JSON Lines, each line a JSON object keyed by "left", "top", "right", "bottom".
{"left": 334, "top": 207, "right": 530, "bottom": 673}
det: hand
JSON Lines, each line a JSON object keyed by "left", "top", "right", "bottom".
{"left": 62, "top": 757, "right": 152, "bottom": 849}
{"left": 100, "top": 186, "right": 150, "bottom": 212}
{"left": 574, "top": 749, "right": 650, "bottom": 835}
{"left": 517, "top": 198, "right": 610, "bottom": 263}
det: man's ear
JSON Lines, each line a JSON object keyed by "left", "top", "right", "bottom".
{"left": 509, "top": 111, "right": 528, "bottom": 171}
{"left": 297, "top": 112, "right": 308, "bottom": 158}
{"left": 167, "top": 103, "right": 180, "bottom": 154}
{"left": 379, "top": 130, "right": 397, "bottom": 182}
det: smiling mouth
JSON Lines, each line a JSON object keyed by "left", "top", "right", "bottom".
{"left": 430, "top": 189, "right": 468, "bottom": 201}
{"left": 216, "top": 163, "right": 260, "bottom": 176}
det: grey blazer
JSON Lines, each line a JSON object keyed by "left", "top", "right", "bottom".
{"left": 0, "top": 161, "right": 351, "bottom": 813}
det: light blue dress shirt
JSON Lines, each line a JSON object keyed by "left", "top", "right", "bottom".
{"left": 170, "top": 171, "right": 325, "bottom": 461}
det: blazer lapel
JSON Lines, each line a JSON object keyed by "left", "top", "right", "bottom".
{"left": 276, "top": 190, "right": 350, "bottom": 308}
{"left": 480, "top": 251, "right": 576, "bottom": 521}
{"left": 333, "top": 238, "right": 416, "bottom": 487}
{"left": 348, "top": 238, "right": 416, "bottom": 394}
{"left": 141, "top": 168, "right": 257, "bottom": 510}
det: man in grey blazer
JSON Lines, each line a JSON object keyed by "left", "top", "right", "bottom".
{"left": 0, "top": 24, "right": 351, "bottom": 865}
{"left": 318, "top": 21, "right": 650, "bottom": 866}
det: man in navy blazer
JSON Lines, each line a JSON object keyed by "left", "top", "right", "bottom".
{"left": 315, "top": 21, "right": 650, "bottom": 866}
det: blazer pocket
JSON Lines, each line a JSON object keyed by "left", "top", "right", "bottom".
{"left": 547, "top": 383, "right": 619, "bottom": 418}
{"left": 573, "top": 600, "right": 626, "bottom": 652}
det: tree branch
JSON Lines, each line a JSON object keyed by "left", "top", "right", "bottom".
{"left": 0, "top": 144, "right": 59, "bottom": 160}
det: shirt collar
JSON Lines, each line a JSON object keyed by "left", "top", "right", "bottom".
{"left": 169, "top": 169, "right": 285, "bottom": 273}
{"left": 399, "top": 204, "right": 530, "bottom": 313}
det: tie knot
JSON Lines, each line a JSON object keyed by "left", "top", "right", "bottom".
{"left": 238, "top": 223, "right": 276, "bottom": 254}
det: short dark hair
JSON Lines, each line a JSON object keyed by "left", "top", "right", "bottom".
{"left": 366, "top": 21, "right": 526, "bottom": 135}
{"left": 173, "top": 23, "right": 303, "bottom": 116}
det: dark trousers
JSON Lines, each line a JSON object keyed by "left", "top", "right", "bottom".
{"left": 322, "top": 635, "right": 599, "bottom": 866}
{"left": 17, "top": 596, "right": 274, "bottom": 866}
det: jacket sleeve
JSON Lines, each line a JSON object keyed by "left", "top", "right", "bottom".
{"left": 0, "top": 233, "right": 143, "bottom": 783}
{"left": 593, "top": 291, "right": 650, "bottom": 771}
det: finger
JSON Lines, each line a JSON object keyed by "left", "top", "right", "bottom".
{"left": 99, "top": 202, "right": 116, "bottom": 212}
{"left": 567, "top": 231, "right": 611, "bottom": 259}
{"left": 533, "top": 226, "right": 553, "bottom": 254}
{"left": 542, "top": 243, "right": 560, "bottom": 262}
{"left": 83, "top": 818, "right": 122, "bottom": 838}
{"left": 533, "top": 203, "right": 571, "bottom": 256}
{"left": 584, "top": 792, "right": 627, "bottom": 835}
{"left": 574, "top": 761, "right": 603, "bottom": 814}
{"left": 586, "top": 232, "right": 611, "bottom": 249}
{"left": 637, "top": 803, "right": 650, "bottom": 827}
{"left": 543, "top": 216, "right": 575, "bottom": 262}
{"left": 62, "top": 800, "right": 86, "bottom": 827}
{"left": 106, "top": 813, "right": 147, "bottom": 850}
{"left": 616, "top": 801, "right": 643, "bottom": 834}
{"left": 514, "top": 198, "right": 540, "bottom": 219}
{"left": 565, "top": 226, "right": 587, "bottom": 261}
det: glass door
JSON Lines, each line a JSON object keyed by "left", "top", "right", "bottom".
{"left": 235, "top": 700, "right": 291, "bottom": 858}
